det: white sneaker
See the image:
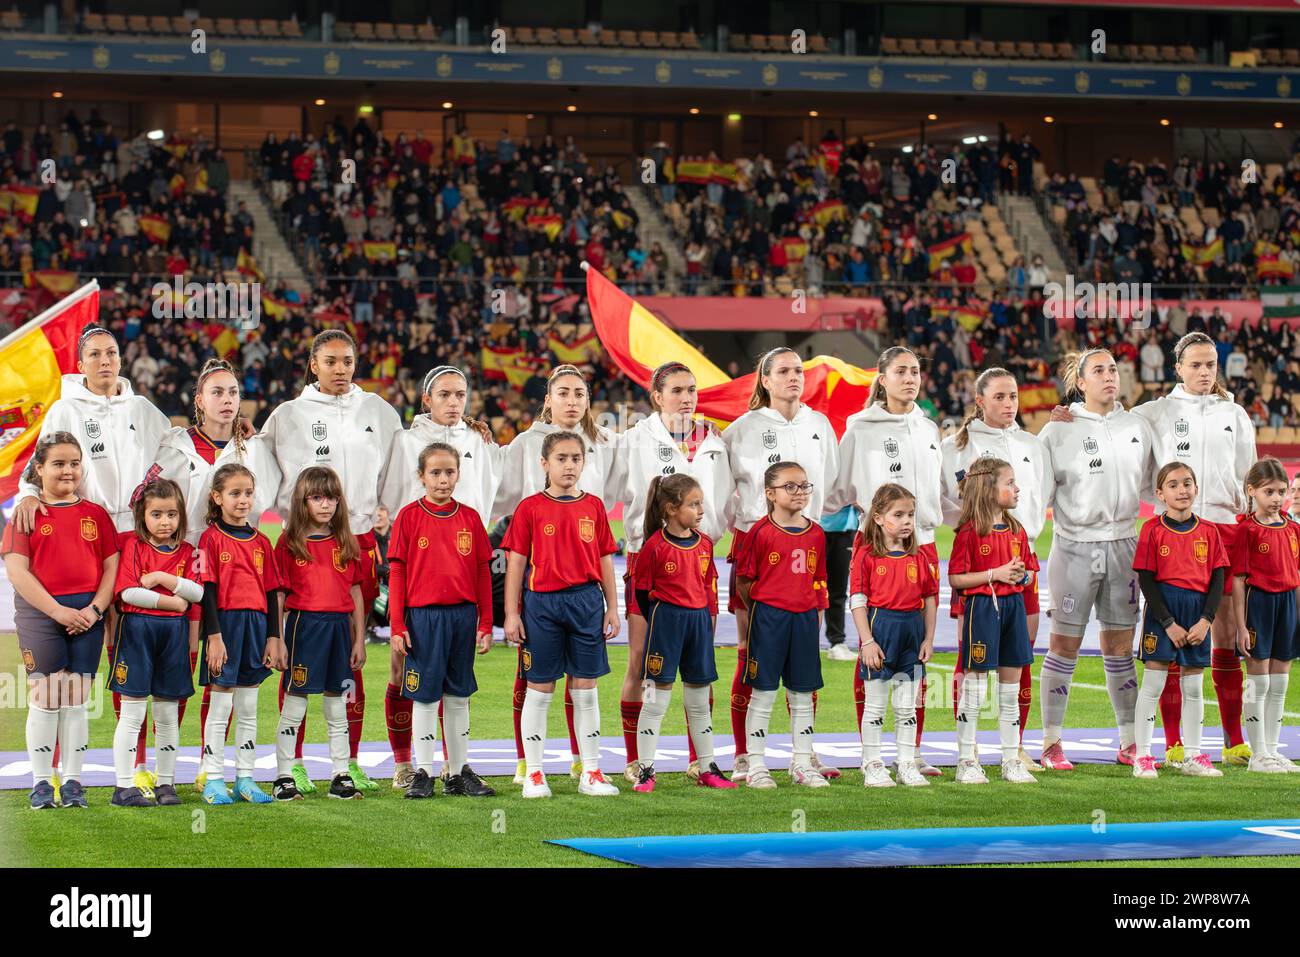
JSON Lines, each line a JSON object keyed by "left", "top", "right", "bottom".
{"left": 1180, "top": 753, "right": 1223, "bottom": 777}
{"left": 791, "top": 764, "right": 830, "bottom": 788}
{"left": 826, "top": 643, "right": 857, "bottom": 661}
{"left": 955, "top": 759, "right": 988, "bottom": 784}
{"left": 1268, "top": 753, "right": 1300, "bottom": 773}
{"left": 1248, "top": 754, "right": 1287, "bottom": 774}
{"left": 895, "top": 759, "right": 929, "bottom": 787}
{"left": 578, "top": 769, "right": 620, "bottom": 796}
{"left": 731, "top": 753, "right": 750, "bottom": 783}
{"left": 1000, "top": 759, "right": 1037, "bottom": 783}
{"left": 863, "top": 760, "right": 896, "bottom": 788}
{"left": 746, "top": 766, "right": 777, "bottom": 789}
{"left": 521, "top": 770, "right": 552, "bottom": 798}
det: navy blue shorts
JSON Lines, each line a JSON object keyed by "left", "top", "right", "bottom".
{"left": 108, "top": 612, "right": 194, "bottom": 700}
{"left": 201, "top": 609, "right": 272, "bottom": 688}
{"left": 643, "top": 601, "right": 717, "bottom": 685}
{"left": 402, "top": 603, "right": 479, "bottom": 703}
{"left": 1140, "top": 583, "right": 1213, "bottom": 669}
{"left": 744, "top": 601, "right": 823, "bottom": 693}
{"left": 1244, "top": 585, "right": 1299, "bottom": 662}
{"left": 961, "top": 593, "right": 1032, "bottom": 672}
{"left": 859, "top": 607, "right": 926, "bottom": 682}
{"left": 521, "top": 583, "right": 610, "bottom": 683}
{"left": 14, "top": 591, "right": 104, "bottom": 677}
{"left": 282, "top": 610, "right": 353, "bottom": 696}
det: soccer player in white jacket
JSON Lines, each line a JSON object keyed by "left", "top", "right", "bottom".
{"left": 490, "top": 364, "right": 624, "bottom": 784}
{"left": 722, "top": 347, "right": 840, "bottom": 783}
{"left": 1037, "top": 348, "right": 1155, "bottom": 770}
{"left": 379, "top": 365, "right": 502, "bottom": 790}
{"left": 616, "top": 361, "right": 734, "bottom": 782}
{"left": 258, "top": 330, "right": 403, "bottom": 793}
{"left": 826, "top": 346, "right": 944, "bottom": 778}
{"left": 941, "top": 367, "right": 1052, "bottom": 772}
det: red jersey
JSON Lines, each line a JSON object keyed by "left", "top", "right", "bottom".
{"left": 1231, "top": 515, "right": 1300, "bottom": 593}
{"left": 114, "top": 534, "right": 199, "bottom": 619}
{"left": 501, "top": 491, "right": 616, "bottom": 593}
{"left": 187, "top": 427, "right": 228, "bottom": 466}
{"left": 0, "top": 498, "right": 116, "bottom": 596}
{"left": 387, "top": 498, "right": 493, "bottom": 635}
{"left": 735, "top": 516, "right": 829, "bottom": 614}
{"left": 1133, "top": 514, "right": 1229, "bottom": 593}
{"left": 849, "top": 545, "right": 938, "bottom": 612}
{"left": 198, "top": 523, "right": 282, "bottom": 611}
{"left": 274, "top": 533, "right": 364, "bottom": 613}
{"left": 949, "top": 522, "right": 1040, "bottom": 598}
{"left": 633, "top": 529, "right": 718, "bottom": 614}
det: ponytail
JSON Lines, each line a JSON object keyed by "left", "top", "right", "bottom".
{"left": 867, "top": 346, "right": 917, "bottom": 408}
{"left": 1059, "top": 348, "right": 1111, "bottom": 404}
{"left": 642, "top": 473, "right": 701, "bottom": 543}
{"left": 955, "top": 367, "right": 1016, "bottom": 450}
{"left": 747, "top": 347, "right": 799, "bottom": 411}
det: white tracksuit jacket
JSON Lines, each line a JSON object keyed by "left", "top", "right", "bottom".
{"left": 380, "top": 414, "right": 502, "bottom": 523}
{"left": 940, "top": 418, "right": 1052, "bottom": 542}
{"left": 722, "top": 404, "right": 839, "bottom": 534}
{"left": 490, "top": 421, "right": 623, "bottom": 525}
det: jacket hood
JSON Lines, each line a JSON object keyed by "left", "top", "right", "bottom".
{"left": 847, "top": 402, "right": 932, "bottom": 427}
{"left": 966, "top": 417, "right": 1021, "bottom": 437}
{"left": 751, "top": 404, "right": 813, "bottom": 427}
{"left": 60, "top": 374, "right": 136, "bottom": 404}
{"left": 1167, "top": 383, "right": 1235, "bottom": 405}
{"left": 1067, "top": 400, "right": 1127, "bottom": 421}
{"left": 299, "top": 382, "right": 364, "bottom": 404}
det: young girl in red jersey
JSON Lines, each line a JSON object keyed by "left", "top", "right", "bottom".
{"left": 3, "top": 433, "right": 118, "bottom": 809}
{"left": 630, "top": 473, "right": 736, "bottom": 793}
{"left": 735, "top": 461, "right": 829, "bottom": 790}
{"left": 195, "top": 463, "right": 285, "bottom": 805}
{"left": 270, "top": 467, "right": 368, "bottom": 801}
{"left": 388, "top": 442, "right": 495, "bottom": 800}
{"left": 947, "top": 457, "right": 1040, "bottom": 785}
{"left": 851, "top": 484, "right": 938, "bottom": 788}
{"left": 503, "top": 431, "right": 621, "bottom": 799}
{"left": 1132, "top": 463, "right": 1230, "bottom": 779}
{"left": 1231, "top": 457, "right": 1300, "bottom": 774}
{"left": 109, "top": 478, "right": 204, "bottom": 807}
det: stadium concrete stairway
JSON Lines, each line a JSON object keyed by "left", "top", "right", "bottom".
{"left": 998, "top": 193, "right": 1068, "bottom": 282}
{"left": 228, "top": 180, "right": 311, "bottom": 297}
{"left": 625, "top": 187, "right": 686, "bottom": 292}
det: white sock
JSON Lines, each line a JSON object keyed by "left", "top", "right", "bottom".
{"left": 322, "top": 694, "right": 349, "bottom": 776}
{"left": 1179, "top": 671, "right": 1205, "bottom": 758}
{"left": 204, "top": 691, "right": 235, "bottom": 778}
{"left": 998, "top": 681, "right": 1020, "bottom": 763}
{"left": 570, "top": 687, "right": 602, "bottom": 773}
{"left": 275, "top": 692, "right": 308, "bottom": 777}
{"left": 788, "top": 690, "right": 815, "bottom": 769}
{"left": 745, "top": 689, "right": 777, "bottom": 770}
{"left": 860, "top": 680, "right": 886, "bottom": 765}
{"left": 636, "top": 684, "right": 671, "bottom": 770}
{"left": 26, "top": 705, "right": 59, "bottom": 786}
{"left": 1265, "top": 672, "right": 1289, "bottom": 758}
{"left": 114, "top": 699, "right": 148, "bottom": 788}
{"left": 1243, "top": 673, "right": 1268, "bottom": 757}
{"left": 1039, "top": 651, "right": 1076, "bottom": 747}
{"left": 152, "top": 700, "right": 179, "bottom": 785}
{"left": 233, "top": 687, "right": 260, "bottom": 778}
{"left": 682, "top": 684, "right": 714, "bottom": 769}
{"left": 521, "top": 688, "right": 552, "bottom": 775}
{"left": 1103, "top": 654, "right": 1138, "bottom": 748}
{"left": 892, "top": 678, "right": 917, "bottom": 766}
{"left": 957, "top": 672, "right": 984, "bottom": 762}
{"left": 442, "top": 695, "right": 471, "bottom": 772}
{"left": 59, "top": 702, "right": 89, "bottom": 780}
{"left": 412, "top": 700, "right": 439, "bottom": 774}
{"left": 1134, "top": 666, "right": 1165, "bottom": 758}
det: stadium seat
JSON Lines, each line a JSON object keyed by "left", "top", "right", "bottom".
{"left": 1200, "top": 207, "right": 1221, "bottom": 228}
{"left": 680, "top": 31, "right": 700, "bottom": 49}
{"left": 1055, "top": 42, "right": 1074, "bottom": 58}
{"left": 333, "top": 20, "right": 353, "bottom": 39}
{"left": 660, "top": 31, "right": 681, "bottom": 49}
{"left": 104, "top": 14, "right": 128, "bottom": 32}
{"left": 639, "top": 31, "right": 660, "bottom": 48}
{"left": 1177, "top": 45, "right": 1197, "bottom": 62}
{"left": 283, "top": 18, "right": 303, "bottom": 39}
{"left": 919, "top": 38, "right": 940, "bottom": 56}
{"left": 513, "top": 27, "right": 535, "bottom": 45}
{"left": 82, "top": 13, "right": 105, "bottom": 32}
{"left": 1262, "top": 48, "right": 1283, "bottom": 65}
{"left": 195, "top": 17, "right": 215, "bottom": 35}
{"left": 148, "top": 16, "right": 173, "bottom": 34}
{"left": 577, "top": 28, "right": 598, "bottom": 45}
{"left": 808, "top": 34, "right": 829, "bottom": 53}
{"left": 1036, "top": 42, "right": 1057, "bottom": 59}
{"left": 1285, "top": 49, "right": 1300, "bottom": 66}
{"left": 958, "top": 39, "right": 979, "bottom": 56}
{"left": 729, "top": 33, "right": 750, "bottom": 51}
{"left": 215, "top": 18, "right": 238, "bottom": 36}
{"left": 997, "top": 41, "right": 1019, "bottom": 58}
{"left": 900, "top": 38, "right": 921, "bottom": 55}
{"left": 939, "top": 39, "right": 959, "bottom": 56}
{"left": 880, "top": 37, "right": 900, "bottom": 55}
{"left": 354, "top": 22, "right": 376, "bottom": 40}
{"left": 555, "top": 28, "right": 578, "bottom": 45}
{"left": 750, "top": 34, "right": 769, "bottom": 51}
{"left": 768, "top": 34, "right": 788, "bottom": 52}
{"left": 615, "top": 30, "right": 639, "bottom": 47}
{"left": 1157, "top": 45, "right": 1178, "bottom": 62}
{"left": 599, "top": 29, "right": 619, "bottom": 47}
{"left": 375, "top": 23, "right": 397, "bottom": 41}
{"left": 396, "top": 23, "right": 417, "bottom": 41}
{"left": 977, "top": 39, "right": 997, "bottom": 57}
{"left": 1277, "top": 427, "right": 1298, "bottom": 444}
{"left": 416, "top": 22, "right": 436, "bottom": 41}
{"left": 127, "top": 15, "right": 149, "bottom": 33}
{"left": 1017, "top": 42, "right": 1037, "bottom": 58}
{"left": 1051, "top": 205, "right": 1067, "bottom": 225}
{"left": 536, "top": 27, "right": 558, "bottom": 44}
{"left": 238, "top": 19, "right": 260, "bottom": 38}
{"left": 1120, "top": 44, "right": 1140, "bottom": 60}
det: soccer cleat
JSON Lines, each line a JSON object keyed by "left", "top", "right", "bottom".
{"left": 1132, "top": 755, "right": 1159, "bottom": 779}
{"left": 791, "top": 764, "right": 831, "bottom": 788}
{"left": 955, "top": 759, "right": 988, "bottom": 784}
{"left": 194, "top": 769, "right": 208, "bottom": 793}
{"left": 686, "top": 759, "right": 701, "bottom": 782}
{"left": 810, "top": 752, "right": 841, "bottom": 780}
{"left": 569, "top": 758, "right": 583, "bottom": 781}
{"left": 826, "top": 642, "right": 857, "bottom": 661}
{"left": 328, "top": 773, "right": 364, "bottom": 800}
{"left": 154, "top": 783, "right": 181, "bottom": 806}
{"left": 133, "top": 767, "right": 157, "bottom": 800}
{"left": 1248, "top": 755, "right": 1287, "bottom": 774}
{"left": 512, "top": 758, "right": 527, "bottom": 785}
{"left": 1267, "top": 754, "right": 1300, "bottom": 773}
{"left": 348, "top": 759, "right": 379, "bottom": 792}
{"left": 290, "top": 764, "right": 316, "bottom": 794}
{"left": 521, "top": 770, "right": 552, "bottom": 799}
{"left": 439, "top": 764, "right": 450, "bottom": 783}
{"left": 623, "top": 760, "right": 641, "bottom": 785}
{"left": 915, "top": 756, "right": 942, "bottom": 777}
{"left": 51, "top": 772, "right": 61, "bottom": 806}
{"left": 579, "top": 768, "right": 620, "bottom": 796}
{"left": 1163, "top": 743, "right": 1185, "bottom": 769}
{"left": 111, "top": 786, "right": 156, "bottom": 807}
{"left": 697, "top": 763, "right": 738, "bottom": 789}
{"left": 1181, "top": 754, "right": 1223, "bottom": 777}
{"left": 745, "top": 766, "right": 777, "bottom": 789}
{"left": 1000, "top": 759, "right": 1037, "bottom": 784}
{"left": 1039, "top": 741, "right": 1074, "bottom": 771}
{"left": 863, "top": 760, "right": 896, "bottom": 788}
{"left": 203, "top": 779, "right": 234, "bottom": 805}
{"left": 392, "top": 762, "right": 415, "bottom": 790}
{"left": 233, "top": 777, "right": 273, "bottom": 803}
{"left": 1116, "top": 743, "right": 1136, "bottom": 766}
{"left": 895, "top": 760, "right": 929, "bottom": 787}
{"left": 730, "top": 753, "right": 750, "bottom": 783}
{"left": 1018, "top": 748, "right": 1044, "bottom": 772}
{"left": 444, "top": 765, "right": 496, "bottom": 797}
{"left": 404, "top": 769, "right": 436, "bottom": 799}
{"left": 60, "top": 779, "right": 88, "bottom": 808}
{"left": 633, "top": 765, "right": 656, "bottom": 793}
{"left": 30, "top": 781, "right": 58, "bottom": 810}
{"left": 1223, "top": 742, "right": 1252, "bottom": 766}
{"left": 271, "top": 776, "right": 303, "bottom": 801}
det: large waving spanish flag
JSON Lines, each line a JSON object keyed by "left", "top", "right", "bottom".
{"left": 584, "top": 264, "right": 875, "bottom": 436}
{"left": 0, "top": 280, "right": 100, "bottom": 501}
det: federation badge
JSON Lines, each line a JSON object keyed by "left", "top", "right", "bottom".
{"left": 417, "top": 536, "right": 429, "bottom": 549}
{"left": 906, "top": 562, "right": 918, "bottom": 583}
{"left": 457, "top": 529, "right": 473, "bottom": 556}
{"left": 1291, "top": 533, "right": 1299, "bottom": 558}
{"left": 1175, "top": 418, "right": 1190, "bottom": 438}
{"left": 405, "top": 669, "right": 420, "bottom": 693}
{"left": 970, "top": 642, "right": 987, "bottom": 664}
{"left": 1011, "top": 538, "right": 1021, "bottom": 558}
{"left": 808, "top": 549, "right": 818, "bottom": 573}
{"left": 1083, "top": 436, "right": 1099, "bottom": 456}
{"left": 333, "top": 547, "right": 346, "bottom": 573}
{"left": 747, "top": 655, "right": 758, "bottom": 679}
{"left": 762, "top": 430, "right": 777, "bottom": 450}
{"left": 312, "top": 422, "right": 327, "bottom": 442}
{"left": 979, "top": 543, "right": 992, "bottom": 556}
{"left": 647, "top": 654, "right": 664, "bottom": 677}
{"left": 658, "top": 444, "right": 673, "bottom": 463}
{"left": 1061, "top": 595, "right": 1076, "bottom": 614}
{"left": 80, "top": 518, "right": 98, "bottom": 541}
{"left": 522, "top": 649, "right": 533, "bottom": 671}
{"left": 220, "top": 550, "right": 232, "bottom": 564}
{"left": 292, "top": 664, "right": 308, "bottom": 687}
{"left": 930, "top": 563, "right": 938, "bottom": 581}
{"left": 543, "top": 523, "right": 556, "bottom": 536}
{"left": 699, "top": 556, "right": 710, "bottom": 577}
{"left": 578, "top": 517, "right": 595, "bottom": 543}
{"left": 1144, "top": 633, "right": 1158, "bottom": 655}
{"left": 39, "top": 523, "right": 53, "bottom": 536}
{"left": 21, "top": 648, "right": 35, "bottom": 673}
{"left": 84, "top": 419, "right": 100, "bottom": 439}
{"left": 876, "top": 562, "right": 888, "bottom": 576}
{"left": 884, "top": 438, "right": 899, "bottom": 458}
{"left": 114, "top": 660, "right": 128, "bottom": 685}
{"left": 1194, "top": 539, "right": 1209, "bottom": 563}
{"left": 254, "top": 548, "right": 264, "bottom": 575}
{"left": 1159, "top": 545, "right": 1170, "bottom": 557}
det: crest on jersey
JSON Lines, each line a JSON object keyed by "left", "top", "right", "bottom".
{"left": 84, "top": 419, "right": 101, "bottom": 439}
{"left": 1194, "top": 539, "right": 1209, "bottom": 564}
{"left": 40, "top": 523, "right": 53, "bottom": 536}
{"left": 1175, "top": 418, "right": 1189, "bottom": 438}
{"left": 876, "top": 562, "right": 888, "bottom": 576}
{"left": 221, "top": 550, "right": 232, "bottom": 564}
{"left": 906, "top": 563, "right": 918, "bottom": 583}
{"left": 747, "top": 655, "right": 759, "bottom": 679}
{"left": 417, "top": 536, "right": 429, "bottom": 549}
{"left": 1061, "top": 595, "right": 1076, "bottom": 614}
{"left": 762, "top": 430, "right": 777, "bottom": 450}
{"left": 1011, "top": 538, "right": 1021, "bottom": 557}
{"left": 970, "top": 642, "right": 987, "bottom": 664}
{"left": 292, "top": 663, "right": 308, "bottom": 687}
{"left": 578, "top": 517, "right": 595, "bottom": 543}
{"left": 253, "top": 548, "right": 264, "bottom": 575}
{"left": 80, "top": 518, "right": 98, "bottom": 541}
{"left": 699, "top": 556, "right": 710, "bottom": 577}
{"left": 522, "top": 649, "right": 533, "bottom": 671}
{"left": 979, "top": 543, "right": 992, "bottom": 556}
{"left": 312, "top": 422, "right": 327, "bottom": 442}
{"left": 405, "top": 669, "right": 420, "bottom": 693}
{"left": 768, "top": 550, "right": 781, "bottom": 565}
{"left": 884, "top": 438, "right": 899, "bottom": 458}
{"left": 665, "top": 560, "right": 677, "bottom": 574}
{"left": 808, "top": 549, "right": 818, "bottom": 573}
{"left": 332, "top": 547, "right": 346, "bottom": 573}
{"left": 543, "top": 523, "right": 556, "bottom": 537}
{"left": 1144, "top": 633, "right": 1158, "bottom": 655}
{"left": 1291, "top": 533, "right": 1299, "bottom": 559}
{"left": 114, "top": 660, "right": 128, "bottom": 684}
{"left": 647, "top": 653, "right": 664, "bottom": 677}
{"left": 658, "top": 444, "right": 673, "bottom": 463}
{"left": 1259, "top": 541, "right": 1271, "bottom": 554}
{"left": 1083, "top": 436, "right": 1099, "bottom": 455}
{"left": 457, "top": 530, "right": 473, "bottom": 556}
{"left": 1159, "top": 544, "right": 1170, "bottom": 557}
{"left": 21, "top": 648, "right": 35, "bottom": 673}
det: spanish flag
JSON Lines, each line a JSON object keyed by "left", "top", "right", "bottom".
{"left": 927, "top": 233, "right": 973, "bottom": 273}
{"left": 362, "top": 241, "right": 397, "bottom": 262}
{"left": 480, "top": 345, "right": 535, "bottom": 390}
{"left": 675, "top": 160, "right": 713, "bottom": 184}
{"left": 261, "top": 294, "right": 296, "bottom": 320}
{"left": 526, "top": 214, "right": 563, "bottom": 241}
{"left": 810, "top": 199, "right": 846, "bottom": 227}
{"left": 781, "top": 235, "right": 809, "bottom": 261}
{"left": 0, "top": 184, "right": 39, "bottom": 219}
{"left": 206, "top": 323, "right": 240, "bottom": 359}
{"left": 0, "top": 280, "right": 100, "bottom": 501}
{"left": 1257, "top": 255, "right": 1294, "bottom": 280}
{"left": 1180, "top": 238, "right": 1223, "bottom": 266}
{"left": 547, "top": 330, "right": 602, "bottom": 365}
{"left": 31, "top": 270, "right": 79, "bottom": 297}
{"left": 138, "top": 214, "right": 172, "bottom": 246}
{"left": 236, "top": 248, "right": 264, "bottom": 283}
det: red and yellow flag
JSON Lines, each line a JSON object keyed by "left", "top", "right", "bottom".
{"left": 810, "top": 199, "right": 846, "bottom": 227}
{"left": 1257, "top": 255, "right": 1295, "bottom": 280}
{"left": 526, "top": 214, "right": 563, "bottom": 241}
{"left": 928, "top": 233, "right": 973, "bottom": 273}
{"left": 362, "top": 241, "right": 396, "bottom": 262}
{"left": 138, "top": 214, "right": 172, "bottom": 246}
{"left": 1181, "top": 238, "right": 1224, "bottom": 266}
{"left": 31, "top": 270, "right": 79, "bottom": 297}
{"left": 0, "top": 280, "right": 100, "bottom": 501}
{"left": 236, "top": 248, "right": 265, "bottom": 282}
{"left": 0, "top": 184, "right": 39, "bottom": 219}
{"left": 547, "top": 330, "right": 602, "bottom": 365}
